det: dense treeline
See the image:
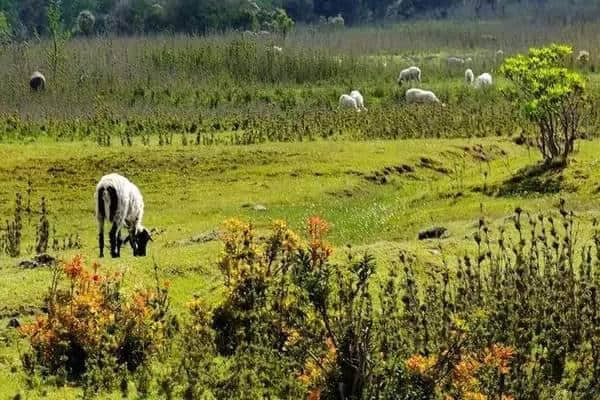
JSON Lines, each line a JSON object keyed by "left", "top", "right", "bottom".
{"left": 0, "top": 0, "right": 597, "bottom": 39}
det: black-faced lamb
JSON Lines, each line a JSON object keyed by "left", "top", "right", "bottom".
{"left": 95, "top": 173, "right": 152, "bottom": 258}
{"left": 30, "top": 71, "right": 46, "bottom": 91}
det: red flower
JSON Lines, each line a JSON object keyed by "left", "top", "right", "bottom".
{"left": 63, "top": 255, "right": 84, "bottom": 279}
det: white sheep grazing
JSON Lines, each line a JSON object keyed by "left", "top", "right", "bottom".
{"left": 350, "top": 90, "right": 367, "bottom": 111}
{"left": 397, "top": 66, "right": 421, "bottom": 85}
{"left": 465, "top": 68, "right": 474, "bottom": 84}
{"left": 446, "top": 56, "right": 465, "bottom": 67}
{"left": 339, "top": 94, "right": 359, "bottom": 111}
{"left": 95, "top": 173, "right": 152, "bottom": 258}
{"left": 272, "top": 45, "right": 283, "bottom": 53}
{"left": 30, "top": 71, "right": 46, "bottom": 91}
{"left": 474, "top": 72, "right": 493, "bottom": 89}
{"left": 405, "top": 88, "right": 444, "bottom": 106}
{"left": 495, "top": 50, "right": 504, "bottom": 61}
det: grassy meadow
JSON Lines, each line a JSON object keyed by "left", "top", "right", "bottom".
{"left": 3, "top": 19, "right": 600, "bottom": 399}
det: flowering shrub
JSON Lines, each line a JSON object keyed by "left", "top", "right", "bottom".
{"left": 20, "top": 203, "right": 600, "bottom": 398}
{"left": 19, "top": 255, "right": 174, "bottom": 389}
{"left": 405, "top": 343, "right": 515, "bottom": 399}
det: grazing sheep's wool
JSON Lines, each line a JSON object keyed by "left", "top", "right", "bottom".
{"left": 474, "top": 72, "right": 493, "bottom": 89}
{"left": 465, "top": 68, "right": 475, "bottom": 84}
{"left": 339, "top": 94, "right": 359, "bottom": 111}
{"left": 397, "top": 66, "right": 422, "bottom": 85}
{"left": 446, "top": 56, "right": 465, "bottom": 67}
{"left": 405, "top": 88, "right": 443, "bottom": 106}
{"left": 350, "top": 90, "right": 367, "bottom": 111}
{"left": 95, "top": 173, "right": 151, "bottom": 258}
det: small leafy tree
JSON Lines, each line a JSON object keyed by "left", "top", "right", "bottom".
{"left": 0, "top": 11, "right": 12, "bottom": 44}
{"left": 46, "top": 0, "right": 70, "bottom": 80}
{"left": 273, "top": 8, "right": 294, "bottom": 37}
{"left": 501, "top": 44, "right": 587, "bottom": 163}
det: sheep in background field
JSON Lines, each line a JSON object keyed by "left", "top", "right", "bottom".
{"left": 397, "top": 66, "right": 421, "bottom": 85}
{"left": 339, "top": 94, "right": 359, "bottom": 111}
{"left": 95, "top": 173, "right": 152, "bottom": 258}
{"left": 474, "top": 72, "right": 493, "bottom": 89}
{"left": 495, "top": 50, "right": 505, "bottom": 62}
{"left": 350, "top": 90, "right": 367, "bottom": 111}
{"left": 578, "top": 50, "right": 590, "bottom": 64}
{"left": 405, "top": 88, "right": 444, "bottom": 106}
{"left": 30, "top": 71, "right": 46, "bottom": 91}
{"left": 272, "top": 45, "right": 283, "bottom": 53}
{"left": 446, "top": 56, "right": 465, "bottom": 68}
{"left": 465, "top": 68, "right": 474, "bottom": 84}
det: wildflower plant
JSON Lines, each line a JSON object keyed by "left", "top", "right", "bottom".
{"left": 19, "top": 255, "right": 174, "bottom": 391}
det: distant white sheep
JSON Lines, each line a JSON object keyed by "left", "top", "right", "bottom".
{"left": 339, "top": 94, "right": 359, "bottom": 111}
{"left": 405, "top": 88, "right": 444, "bottom": 106}
{"left": 397, "top": 66, "right": 421, "bottom": 85}
{"left": 474, "top": 72, "right": 493, "bottom": 89}
{"left": 95, "top": 173, "right": 152, "bottom": 258}
{"left": 465, "top": 68, "right": 474, "bottom": 84}
{"left": 446, "top": 56, "right": 465, "bottom": 67}
{"left": 495, "top": 50, "right": 505, "bottom": 62}
{"left": 350, "top": 90, "right": 367, "bottom": 111}
{"left": 272, "top": 45, "right": 283, "bottom": 53}
{"left": 30, "top": 71, "right": 46, "bottom": 91}
{"left": 578, "top": 50, "right": 590, "bottom": 64}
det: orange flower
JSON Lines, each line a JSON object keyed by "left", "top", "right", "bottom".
{"left": 63, "top": 254, "right": 84, "bottom": 279}
{"left": 483, "top": 344, "right": 515, "bottom": 374}
{"left": 308, "top": 216, "right": 329, "bottom": 240}
{"left": 406, "top": 354, "right": 437, "bottom": 375}
{"left": 453, "top": 357, "right": 480, "bottom": 390}
{"left": 464, "top": 392, "right": 487, "bottom": 400}
{"left": 307, "top": 388, "right": 321, "bottom": 400}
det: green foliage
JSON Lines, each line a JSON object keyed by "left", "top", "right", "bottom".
{"left": 502, "top": 44, "right": 587, "bottom": 162}
{"left": 19, "top": 256, "right": 176, "bottom": 392}
{"left": 46, "top": 0, "right": 70, "bottom": 79}
{"left": 0, "top": 11, "right": 11, "bottom": 43}
{"left": 273, "top": 8, "right": 294, "bottom": 36}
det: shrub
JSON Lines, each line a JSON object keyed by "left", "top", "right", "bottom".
{"left": 501, "top": 44, "right": 587, "bottom": 163}
{"left": 19, "top": 256, "right": 175, "bottom": 391}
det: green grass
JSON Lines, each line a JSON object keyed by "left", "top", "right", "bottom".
{"left": 3, "top": 18, "right": 600, "bottom": 399}
{"left": 4, "top": 135, "right": 600, "bottom": 397}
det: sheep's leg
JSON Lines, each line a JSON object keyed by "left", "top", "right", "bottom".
{"left": 109, "top": 223, "right": 120, "bottom": 258}
{"left": 115, "top": 229, "right": 122, "bottom": 257}
{"left": 98, "top": 220, "right": 105, "bottom": 258}
{"left": 128, "top": 227, "right": 138, "bottom": 256}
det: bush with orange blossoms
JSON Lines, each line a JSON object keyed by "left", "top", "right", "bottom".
{"left": 404, "top": 342, "right": 515, "bottom": 400}
{"left": 19, "top": 255, "right": 175, "bottom": 389}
